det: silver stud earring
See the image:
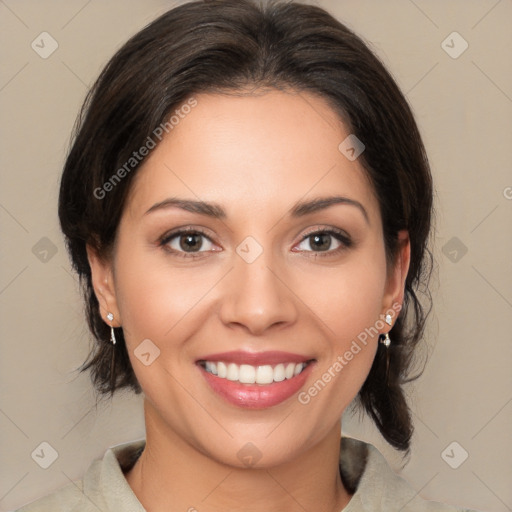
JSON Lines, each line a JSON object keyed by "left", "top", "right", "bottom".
{"left": 385, "top": 314, "right": 392, "bottom": 326}
{"left": 107, "top": 312, "right": 116, "bottom": 345}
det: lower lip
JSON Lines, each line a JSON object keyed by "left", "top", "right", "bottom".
{"left": 199, "top": 363, "right": 314, "bottom": 409}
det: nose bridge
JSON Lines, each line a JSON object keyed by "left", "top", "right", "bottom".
{"left": 218, "top": 239, "right": 298, "bottom": 334}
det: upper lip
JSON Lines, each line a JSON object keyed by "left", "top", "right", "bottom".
{"left": 197, "top": 350, "right": 313, "bottom": 366}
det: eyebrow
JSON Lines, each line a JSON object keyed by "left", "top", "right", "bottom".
{"left": 144, "top": 195, "right": 369, "bottom": 224}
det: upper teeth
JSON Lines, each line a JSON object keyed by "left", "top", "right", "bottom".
{"left": 203, "top": 361, "right": 306, "bottom": 384}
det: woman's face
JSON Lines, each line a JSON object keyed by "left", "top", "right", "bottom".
{"left": 89, "top": 89, "right": 408, "bottom": 467}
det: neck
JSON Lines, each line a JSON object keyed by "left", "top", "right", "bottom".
{"left": 125, "top": 400, "right": 352, "bottom": 512}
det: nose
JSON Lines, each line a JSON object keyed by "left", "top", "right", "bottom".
{"left": 218, "top": 250, "right": 299, "bottom": 336}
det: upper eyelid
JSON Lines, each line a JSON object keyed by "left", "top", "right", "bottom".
{"left": 160, "top": 226, "right": 213, "bottom": 242}
{"left": 299, "top": 225, "right": 350, "bottom": 239}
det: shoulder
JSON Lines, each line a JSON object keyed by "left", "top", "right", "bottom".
{"left": 340, "top": 435, "right": 482, "bottom": 512}
{"left": 14, "top": 478, "right": 94, "bottom": 512}
{"left": 14, "top": 439, "right": 146, "bottom": 512}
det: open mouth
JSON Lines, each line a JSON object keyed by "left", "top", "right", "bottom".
{"left": 197, "top": 359, "right": 315, "bottom": 385}
{"left": 196, "top": 350, "right": 317, "bottom": 408}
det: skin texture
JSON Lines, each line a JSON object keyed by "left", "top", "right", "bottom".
{"left": 87, "top": 89, "right": 410, "bottom": 512}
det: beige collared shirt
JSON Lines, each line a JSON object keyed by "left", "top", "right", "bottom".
{"left": 15, "top": 436, "right": 480, "bottom": 511}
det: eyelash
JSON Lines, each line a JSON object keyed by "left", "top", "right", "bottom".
{"left": 159, "top": 226, "right": 353, "bottom": 260}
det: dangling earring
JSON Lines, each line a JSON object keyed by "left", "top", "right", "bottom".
{"left": 379, "top": 332, "right": 391, "bottom": 347}
{"left": 379, "top": 313, "right": 393, "bottom": 382}
{"left": 379, "top": 313, "right": 392, "bottom": 347}
{"left": 107, "top": 312, "right": 116, "bottom": 345}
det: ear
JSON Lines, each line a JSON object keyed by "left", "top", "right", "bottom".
{"left": 86, "top": 244, "right": 122, "bottom": 327}
{"left": 381, "top": 230, "right": 410, "bottom": 323}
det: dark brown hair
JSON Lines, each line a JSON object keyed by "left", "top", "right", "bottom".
{"left": 59, "top": 0, "right": 433, "bottom": 453}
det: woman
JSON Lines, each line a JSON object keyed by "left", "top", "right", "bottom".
{"left": 16, "top": 0, "right": 481, "bottom": 510}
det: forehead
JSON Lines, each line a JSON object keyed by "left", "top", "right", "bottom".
{"left": 124, "top": 89, "right": 379, "bottom": 223}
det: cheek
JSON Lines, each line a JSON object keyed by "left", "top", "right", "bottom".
{"left": 112, "top": 249, "right": 210, "bottom": 401}
{"left": 112, "top": 247, "right": 232, "bottom": 400}
{"left": 295, "top": 248, "right": 388, "bottom": 344}
{"left": 294, "top": 247, "right": 386, "bottom": 413}
{"left": 114, "top": 255, "right": 213, "bottom": 344}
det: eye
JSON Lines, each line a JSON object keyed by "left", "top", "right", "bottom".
{"left": 160, "top": 228, "right": 217, "bottom": 257}
{"left": 295, "top": 228, "right": 352, "bottom": 256}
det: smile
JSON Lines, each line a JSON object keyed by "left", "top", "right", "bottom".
{"left": 196, "top": 351, "right": 316, "bottom": 409}
{"left": 198, "top": 360, "right": 310, "bottom": 385}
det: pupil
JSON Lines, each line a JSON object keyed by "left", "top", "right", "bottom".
{"left": 180, "top": 234, "right": 202, "bottom": 251}
{"left": 312, "top": 233, "right": 331, "bottom": 251}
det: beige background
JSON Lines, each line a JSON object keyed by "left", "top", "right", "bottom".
{"left": 1, "top": 1, "right": 511, "bottom": 511}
